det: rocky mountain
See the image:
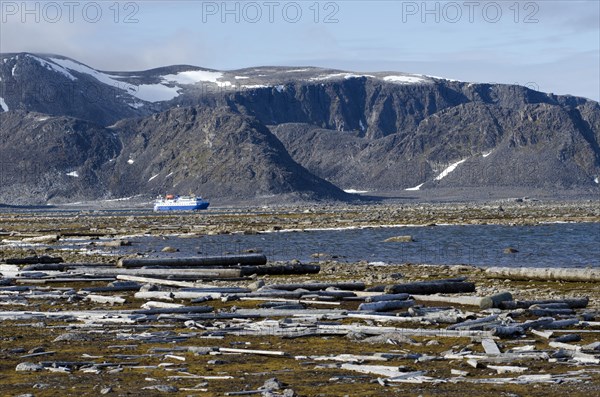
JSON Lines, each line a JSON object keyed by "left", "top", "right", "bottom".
{"left": 107, "top": 106, "right": 350, "bottom": 202}
{"left": 0, "top": 111, "right": 120, "bottom": 204}
{"left": 0, "top": 53, "right": 598, "bottom": 204}
{"left": 0, "top": 108, "right": 349, "bottom": 204}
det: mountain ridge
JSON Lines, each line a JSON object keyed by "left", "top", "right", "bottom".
{"left": 0, "top": 53, "right": 598, "bottom": 205}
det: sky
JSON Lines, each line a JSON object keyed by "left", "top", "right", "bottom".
{"left": 1, "top": 0, "right": 599, "bottom": 100}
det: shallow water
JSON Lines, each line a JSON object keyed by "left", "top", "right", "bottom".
{"left": 87, "top": 222, "right": 600, "bottom": 268}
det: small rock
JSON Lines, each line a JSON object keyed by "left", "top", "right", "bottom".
{"left": 187, "top": 346, "right": 216, "bottom": 355}
{"left": 16, "top": 362, "right": 44, "bottom": 372}
{"left": 53, "top": 332, "right": 92, "bottom": 342}
{"left": 100, "top": 387, "right": 113, "bottom": 394}
{"left": 384, "top": 235, "right": 414, "bottom": 243}
{"left": 554, "top": 334, "right": 581, "bottom": 343}
{"left": 262, "top": 378, "right": 284, "bottom": 391}
{"left": 503, "top": 247, "right": 519, "bottom": 254}
{"left": 161, "top": 246, "right": 179, "bottom": 253}
{"left": 28, "top": 347, "right": 44, "bottom": 354}
{"left": 140, "top": 283, "right": 158, "bottom": 292}
{"left": 108, "top": 280, "right": 140, "bottom": 288}
{"left": 249, "top": 279, "right": 265, "bottom": 291}
{"left": 142, "top": 385, "right": 178, "bottom": 392}
{"left": 98, "top": 240, "right": 132, "bottom": 248}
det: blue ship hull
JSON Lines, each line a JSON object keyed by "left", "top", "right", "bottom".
{"left": 154, "top": 195, "right": 210, "bottom": 212}
{"left": 154, "top": 202, "right": 210, "bottom": 211}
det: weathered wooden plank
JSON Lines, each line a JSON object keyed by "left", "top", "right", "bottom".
{"left": 316, "top": 324, "right": 493, "bottom": 338}
{"left": 80, "top": 267, "right": 240, "bottom": 278}
{"left": 346, "top": 313, "right": 429, "bottom": 324}
{"left": 481, "top": 339, "right": 501, "bottom": 355}
{"left": 447, "top": 315, "right": 499, "bottom": 330}
{"left": 239, "top": 297, "right": 340, "bottom": 306}
{"left": 411, "top": 292, "right": 512, "bottom": 309}
{"left": 487, "top": 365, "right": 528, "bottom": 374}
{"left": 85, "top": 294, "right": 126, "bottom": 305}
{"left": 267, "top": 282, "right": 363, "bottom": 291}
{"left": 219, "top": 347, "right": 287, "bottom": 356}
{"left": 116, "top": 275, "right": 214, "bottom": 288}
{"left": 339, "top": 363, "right": 408, "bottom": 378}
{"left": 132, "top": 305, "right": 213, "bottom": 315}
{"left": 134, "top": 291, "right": 222, "bottom": 301}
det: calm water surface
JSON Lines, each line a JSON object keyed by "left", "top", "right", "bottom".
{"left": 90, "top": 222, "right": 600, "bottom": 268}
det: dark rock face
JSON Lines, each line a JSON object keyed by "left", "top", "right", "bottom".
{"left": 0, "top": 52, "right": 598, "bottom": 204}
{"left": 0, "top": 53, "right": 153, "bottom": 126}
{"left": 0, "top": 111, "right": 120, "bottom": 204}
{"left": 266, "top": 86, "right": 600, "bottom": 191}
{"left": 0, "top": 108, "right": 350, "bottom": 204}
{"left": 108, "top": 106, "right": 350, "bottom": 202}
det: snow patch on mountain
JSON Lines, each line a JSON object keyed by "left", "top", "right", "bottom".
{"left": 134, "top": 84, "right": 181, "bottom": 102}
{"left": 343, "top": 189, "right": 369, "bottom": 194}
{"left": 243, "top": 84, "right": 270, "bottom": 89}
{"left": 311, "top": 73, "right": 375, "bottom": 81}
{"left": 163, "top": 70, "right": 224, "bottom": 85}
{"left": 66, "top": 171, "right": 79, "bottom": 177}
{"left": 424, "top": 74, "right": 459, "bottom": 82}
{"left": 27, "top": 56, "right": 76, "bottom": 80}
{"left": 405, "top": 183, "right": 424, "bottom": 191}
{"left": 384, "top": 75, "right": 425, "bottom": 84}
{"left": 50, "top": 57, "right": 123, "bottom": 86}
{"left": 434, "top": 159, "right": 467, "bottom": 181}
{"left": 0, "top": 97, "right": 8, "bottom": 111}
{"left": 50, "top": 57, "right": 182, "bottom": 103}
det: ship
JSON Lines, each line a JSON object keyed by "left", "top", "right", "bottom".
{"left": 153, "top": 194, "right": 210, "bottom": 211}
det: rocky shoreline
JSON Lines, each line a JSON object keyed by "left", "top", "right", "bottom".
{"left": 0, "top": 202, "right": 599, "bottom": 396}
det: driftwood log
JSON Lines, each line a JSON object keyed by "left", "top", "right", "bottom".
{"left": 358, "top": 299, "right": 415, "bottom": 312}
{"left": 267, "top": 282, "right": 363, "bottom": 291}
{"left": 498, "top": 298, "right": 588, "bottom": 310}
{"left": 240, "top": 263, "right": 320, "bottom": 276}
{"left": 117, "top": 254, "right": 267, "bottom": 268}
{"left": 385, "top": 280, "right": 475, "bottom": 295}
{"left": 5, "top": 256, "right": 63, "bottom": 265}
{"left": 485, "top": 267, "right": 600, "bottom": 282}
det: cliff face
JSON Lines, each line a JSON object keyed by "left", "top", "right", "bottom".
{"left": 108, "top": 106, "right": 351, "bottom": 202}
{"left": 0, "top": 111, "right": 120, "bottom": 204}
